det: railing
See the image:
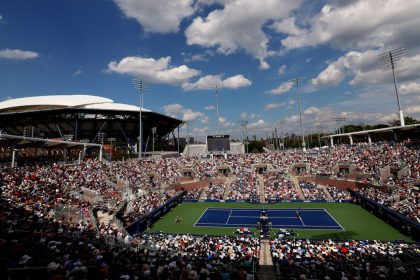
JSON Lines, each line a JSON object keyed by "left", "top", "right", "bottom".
{"left": 350, "top": 190, "right": 420, "bottom": 241}
{"left": 53, "top": 205, "right": 94, "bottom": 224}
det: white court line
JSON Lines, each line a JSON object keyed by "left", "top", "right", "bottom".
{"left": 323, "top": 208, "right": 345, "bottom": 230}
{"left": 194, "top": 207, "right": 209, "bottom": 227}
{"left": 226, "top": 210, "right": 233, "bottom": 224}
{"left": 195, "top": 222, "right": 343, "bottom": 229}
{"left": 299, "top": 216, "right": 306, "bottom": 226}
{"left": 195, "top": 208, "right": 343, "bottom": 230}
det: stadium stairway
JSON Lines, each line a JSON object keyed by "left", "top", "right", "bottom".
{"left": 291, "top": 176, "right": 305, "bottom": 199}
{"left": 96, "top": 210, "right": 113, "bottom": 225}
{"left": 320, "top": 185, "right": 333, "bottom": 200}
{"left": 199, "top": 184, "right": 209, "bottom": 200}
{"left": 222, "top": 177, "right": 234, "bottom": 200}
{"left": 258, "top": 239, "right": 277, "bottom": 280}
{"left": 259, "top": 175, "right": 266, "bottom": 203}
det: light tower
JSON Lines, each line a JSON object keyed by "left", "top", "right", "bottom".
{"left": 288, "top": 77, "right": 306, "bottom": 151}
{"left": 215, "top": 86, "right": 221, "bottom": 134}
{"left": 133, "top": 78, "right": 148, "bottom": 159}
{"left": 378, "top": 48, "right": 406, "bottom": 126}
{"left": 238, "top": 120, "right": 249, "bottom": 153}
{"left": 331, "top": 116, "right": 346, "bottom": 134}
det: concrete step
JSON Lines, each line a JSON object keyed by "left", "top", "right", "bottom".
{"left": 259, "top": 239, "right": 273, "bottom": 266}
{"left": 259, "top": 175, "right": 266, "bottom": 203}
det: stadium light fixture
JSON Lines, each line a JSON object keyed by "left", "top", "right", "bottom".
{"left": 238, "top": 120, "right": 249, "bottom": 153}
{"left": 288, "top": 77, "right": 306, "bottom": 151}
{"left": 378, "top": 47, "right": 405, "bottom": 126}
{"left": 215, "top": 86, "right": 221, "bottom": 135}
{"left": 133, "top": 78, "right": 148, "bottom": 159}
{"left": 331, "top": 116, "right": 346, "bottom": 134}
{"left": 151, "top": 127, "right": 157, "bottom": 153}
{"left": 274, "top": 120, "right": 285, "bottom": 150}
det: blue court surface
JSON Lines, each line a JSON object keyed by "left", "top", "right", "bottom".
{"left": 195, "top": 208, "right": 343, "bottom": 230}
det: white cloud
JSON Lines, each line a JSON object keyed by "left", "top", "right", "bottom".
{"left": 311, "top": 50, "right": 420, "bottom": 89}
{"left": 265, "top": 103, "right": 283, "bottom": 111}
{"left": 312, "top": 62, "right": 346, "bottom": 87}
{"left": 218, "top": 116, "right": 226, "bottom": 124}
{"left": 182, "top": 74, "right": 251, "bottom": 91}
{"left": 351, "top": 54, "right": 420, "bottom": 86}
{"left": 192, "top": 126, "right": 210, "bottom": 135}
{"left": 107, "top": 56, "right": 200, "bottom": 85}
{"left": 182, "top": 50, "right": 215, "bottom": 62}
{"left": 0, "top": 49, "right": 39, "bottom": 60}
{"left": 182, "top": 108, "right": 203, "bottom": 122}
{"left": 204, "top": 105, "right": 215, "bottom": 110}
{"left": 304, "top": 106, "right": 322, "bottom": 115}
{"left": 222, "top": 74, "right": 252, "bottom": 88}
{"left": 73, "top": 69, "right": 83, "bottom": 76}
{"left": 112, "top": 0, "right": 195, "bottom": 33}
{"left": 201, "top": 116, "right": 210, "bottom": 124}
{"left": 400, "top": 82, "right": 420, "bottom": 95}
{"left": 162, "top": 103, "right": 210, "bottom": 123}
{"left": 249, "top": 119, "right": 265, "bottom": 129}
{"left": 185, "top": 0, "right": 302, "bottom": 69}
{"left": 311, "top": 50, "right": 373, "bottom": 87}
{"left": 288, "top": 98, "right": 295, "bottom": 105}
{"left": 405, "top": 104, "right": 420, "bottom": 114}
{"left": 0, "top": 14, "right": 2, "bottom": 21}
{"left": 282, "top": 0, "right": 420, "bottom": 50}
{"left": 268, "top": 82, "right": 292, "bottom": 95}
{"left": 163, "top": 103, "right": 184, "bottom": 117}
{"left": 271, "top": 17, "right": 304, "bottom": 36}
{"left": 278, "top": 64, "right": 286, "bottom": 75}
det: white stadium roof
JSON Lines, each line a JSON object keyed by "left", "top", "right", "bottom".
{"left": 0, "top": 95, "right": 150, "bottom": 113}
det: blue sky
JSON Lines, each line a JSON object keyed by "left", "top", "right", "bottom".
{"left": 1, "top": 0, "right": 420, "bottom": 139}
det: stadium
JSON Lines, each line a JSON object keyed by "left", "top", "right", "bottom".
{"left": 1, "top": 94, "right": 419, "bottom": 279}
{"left": 0, "top": 95, "right": 183, "bottom": 162}
{"left": 2, "top": 1, "right": 420, "bottom": 279}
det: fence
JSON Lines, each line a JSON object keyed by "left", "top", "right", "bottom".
{"left": 350, "top": 190, "right": 420, "bottom": 241}
{"left": 125, "top": 191, "right": 186, "bottom": 235}
{"left": 53, "top": 205, "right": 94, "bottom": 224}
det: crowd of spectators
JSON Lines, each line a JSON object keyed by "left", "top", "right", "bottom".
{"left": 0, "top": 200, "right": 259, "bottom": 280}
{"left": 299, "top": 182, "right": 329, "bottom": 200}
{"left": 119, "top": 189, "right": 181, "bottom": 226}
{"left": 270, "top": 238, "right": 420, "bottom": 279}
{"left": 1, "top": 140, "right": 419, "bottom": 228}
{"left": 1, "top": 139, "right": 420, "bottom": 279}
{"left": 264, "top": 174, "right": 300, "bottom": 200}
{"left": 201, "top": 183, "right": 226, "bottom": 200}
{"left": 327, "top": 186, "right": 352, "bottom": 200}
{"left": 356, "top": 187, "right": 420, "bottom": 223}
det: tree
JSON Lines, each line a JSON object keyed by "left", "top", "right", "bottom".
{"left": 388, "top": 116, "right": 419, "bottom": 126}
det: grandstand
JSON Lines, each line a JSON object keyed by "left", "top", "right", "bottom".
{"left": 0, "top": 95, "right": 183, "bottom": 148}
{"left": 1, "top": 134, "right": 420, "bottom": 279}
{"left": 182, "top": 142, "right": 245, "bottom": 156}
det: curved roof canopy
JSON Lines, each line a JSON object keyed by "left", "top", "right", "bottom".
{"left": 0, "top": 95, "right": 150, "bottom": 113}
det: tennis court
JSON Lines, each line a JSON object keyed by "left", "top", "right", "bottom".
{"left": 195, "top": 208, "right": 343, "bottom": 230}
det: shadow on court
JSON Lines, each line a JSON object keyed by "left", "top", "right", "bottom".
{"left": 310, "top": 230, "right": 357, "bottom": 240}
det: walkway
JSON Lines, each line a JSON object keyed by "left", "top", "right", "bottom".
{"left": 257, "top": 239, "right": 277, "bottom": 280}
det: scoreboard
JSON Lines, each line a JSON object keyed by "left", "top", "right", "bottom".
{"left": 207, "top": 135, "right": 230, "bottom": 152}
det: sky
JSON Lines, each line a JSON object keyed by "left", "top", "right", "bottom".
{"left": 1, "top": 0, "right": 420, "bottom": 140}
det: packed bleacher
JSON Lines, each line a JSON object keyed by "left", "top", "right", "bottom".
{"left": 264, "top": 173, "right": 300, "bottom": 200}
{"left": 356, "top": 186, "right": 420, "bottom": 223}
{"left": 0, "top": 200, "right": 259, "bottom": 280}
{"left": 327, "top": 186, "right": 352, "bottom": 200}
{"left": 1, "top": 140, "right": 420, "bottom": 278}
{"left": 270, "top": 237, "right": 420, "bottom": 279}
{"left": 299, "top": 181, "right": 329, "bottom": 200}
